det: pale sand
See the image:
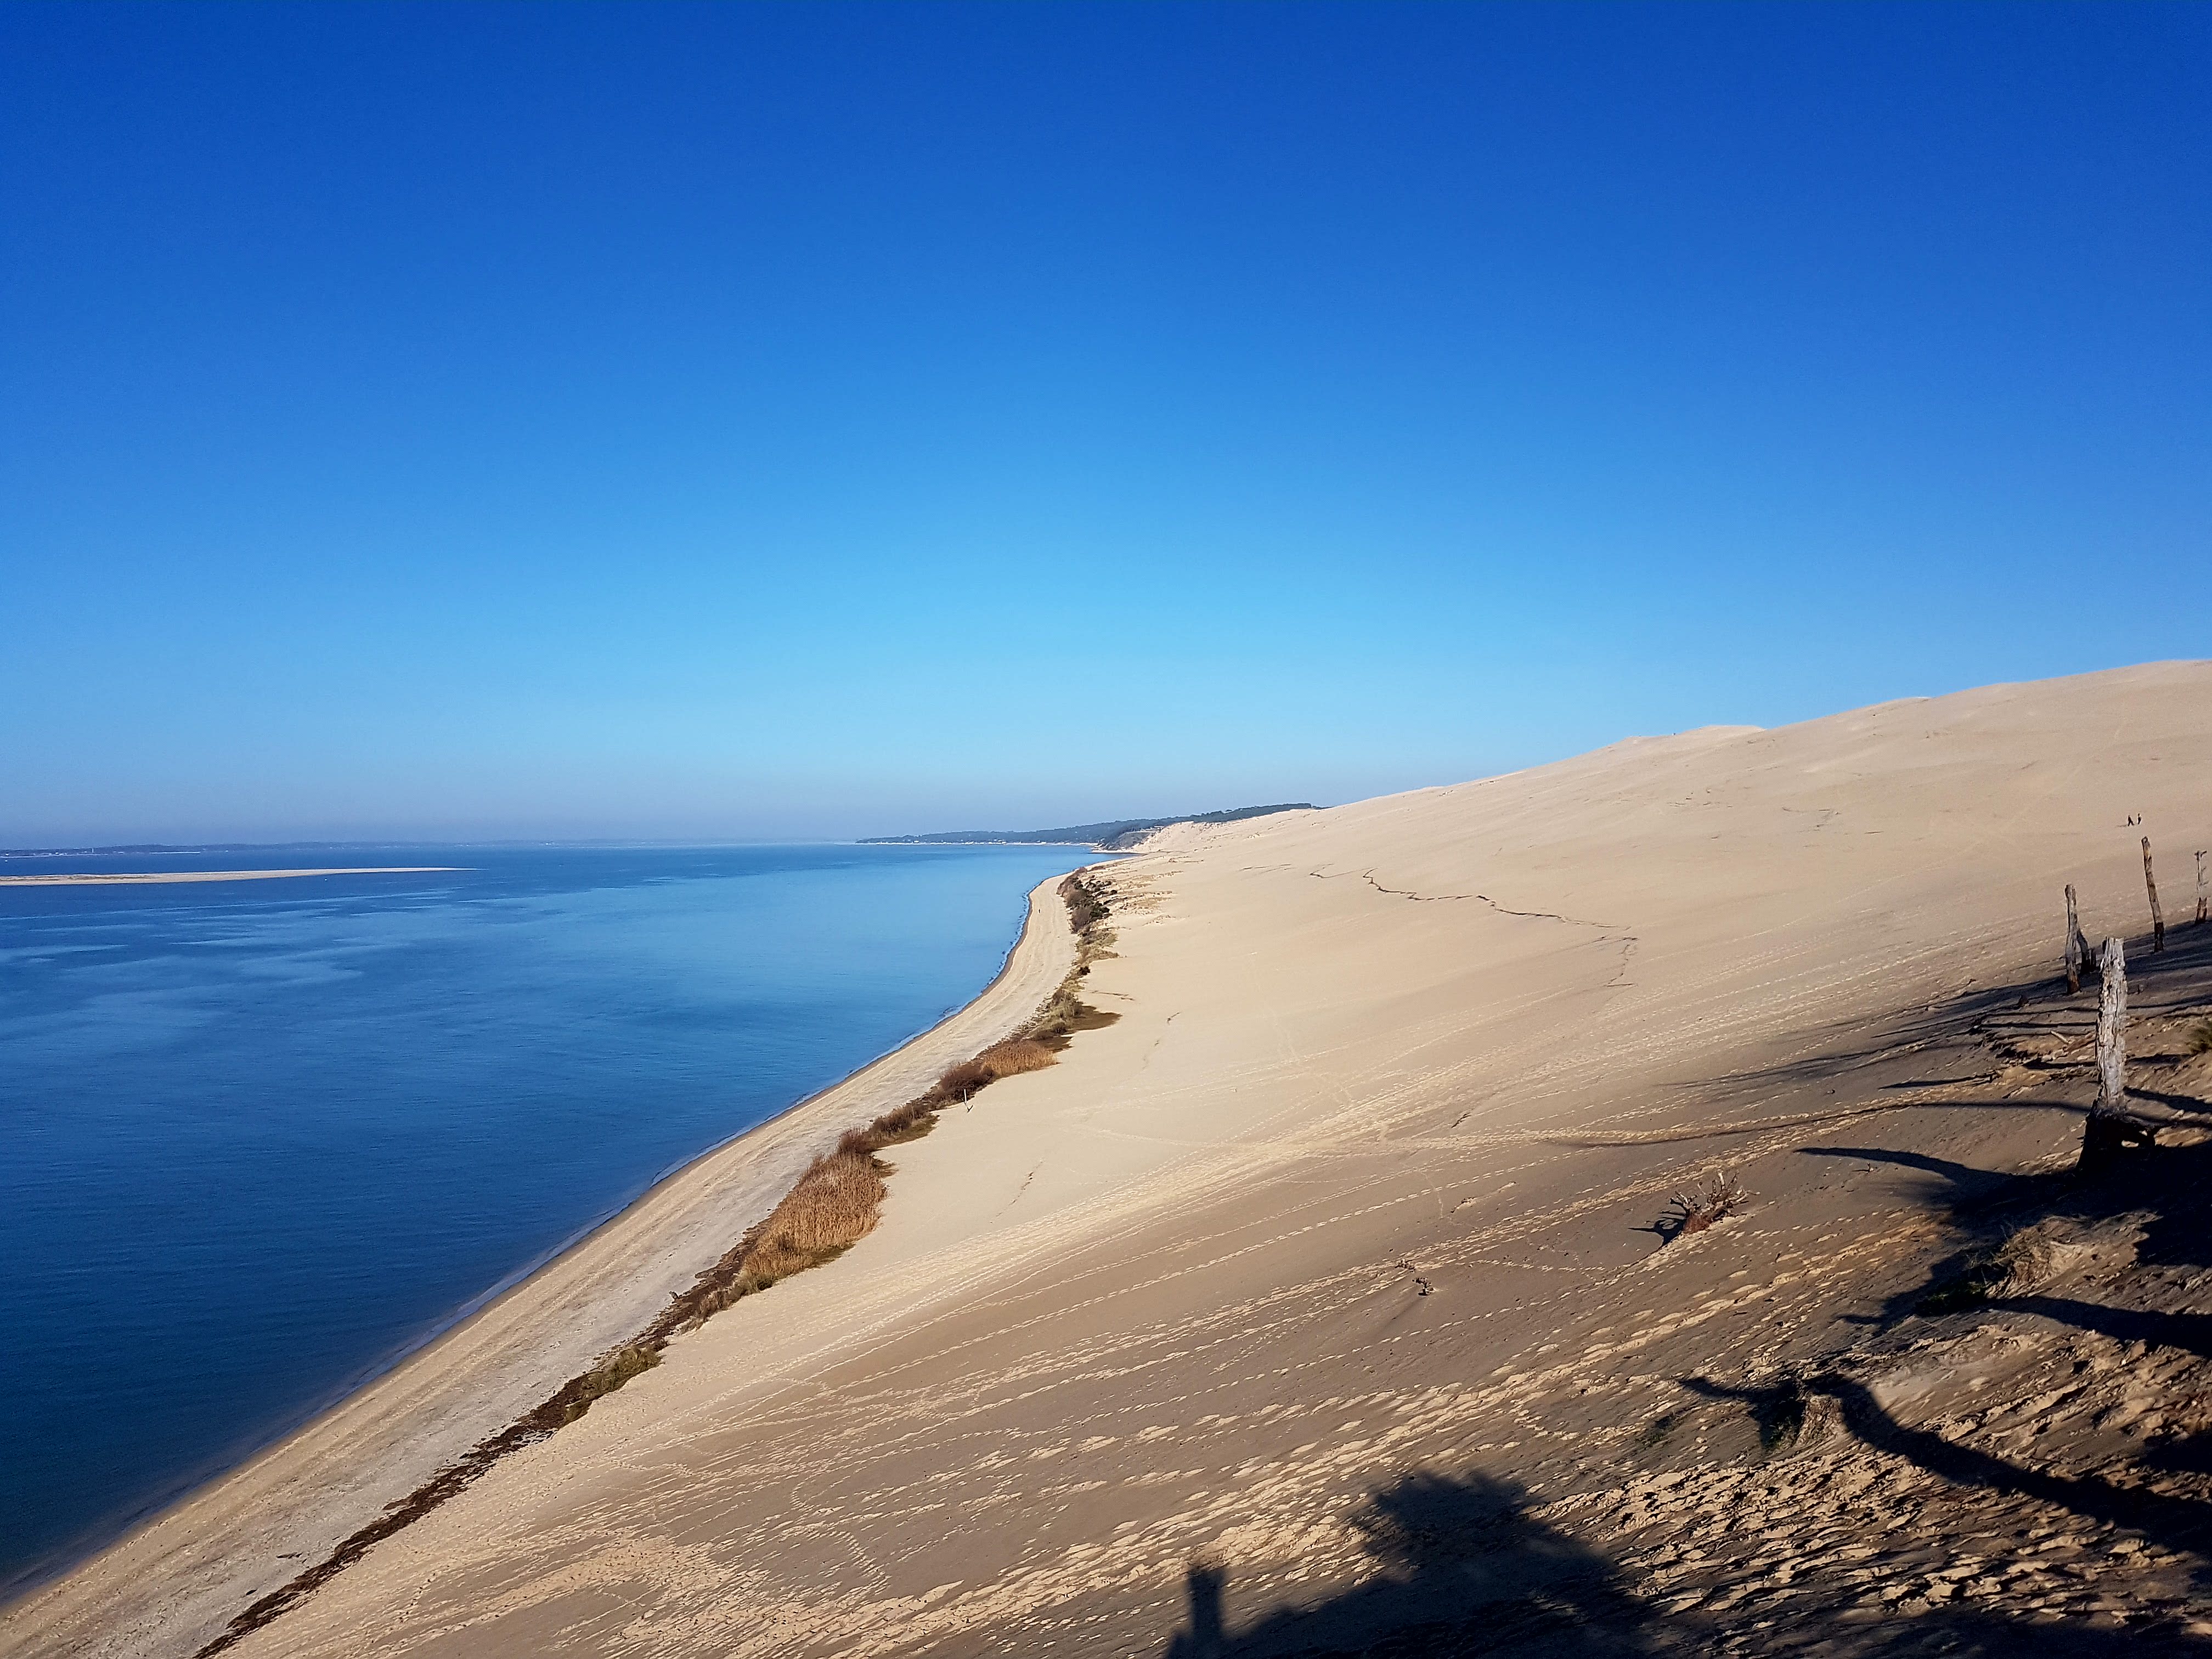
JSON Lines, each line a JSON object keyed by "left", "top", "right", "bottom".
{"left": 7, "top": 661, "right": 2210, "bottom": 1658}
{"left": 0, "top": 869, "right": 461, "bottom": 886}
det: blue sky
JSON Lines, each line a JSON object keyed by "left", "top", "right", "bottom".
{"left": 4, "top": 2, "right": 2205, "bottom": 844}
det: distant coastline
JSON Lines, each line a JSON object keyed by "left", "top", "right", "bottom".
{"left": 862, "top": 801, "right": 1315, "bottom": 851}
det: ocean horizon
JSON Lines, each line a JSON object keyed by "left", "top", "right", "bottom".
{"left": 0, "top": 842, "right": 1098, "bottom": 1594}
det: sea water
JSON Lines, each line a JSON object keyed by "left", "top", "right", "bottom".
{"left": 0, "top": 842, "right": 1097, "bottom": 1592}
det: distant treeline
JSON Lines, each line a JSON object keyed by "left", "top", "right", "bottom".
{"left": 862, "top": 803, "right": 1316, "bottom": 851}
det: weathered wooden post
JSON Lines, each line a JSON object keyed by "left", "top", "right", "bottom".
{"left": 2143, "top": 838, "right": 2165, "bottom": 953}
{"left": 2064, "top": 884, "right": 2087, "bottom": 994}
{"left": 2096, "top": 936, "right": 2126, "bottom": 1111}
{"left": 2080, "top": 936, "right": 2151, "bottom": 1167}
{"left": 2197, "top": 850, "right": 2207, "bottom": 925}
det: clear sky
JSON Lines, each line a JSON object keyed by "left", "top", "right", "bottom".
{"left": 3, "top": 2, "right": 2205, "bottom": 845}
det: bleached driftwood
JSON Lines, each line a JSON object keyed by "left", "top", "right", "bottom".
{"left": 2064, "top": 884, "right": 2087, "bottom": 994}
{"left": 2080, "top": 936, "right": 2151, "bottom": 1167}
{"left": 2096, "top": 935, "right": 2127, "bottom": 1111}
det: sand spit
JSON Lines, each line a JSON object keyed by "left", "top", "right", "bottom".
{"left": 8, "top": 661, "right": 2212, "bottom": 1658}
{"left": 0, "top": 868, "right": 462, "bottom": 885}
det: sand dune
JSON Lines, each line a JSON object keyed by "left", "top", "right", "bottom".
{"left": 8, "top": 661, "right": 2210, "bottom": 1658}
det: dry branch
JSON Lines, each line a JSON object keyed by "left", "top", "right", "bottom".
{"left": 1660, "top": 1171, "right": 1745, "bottom": 1242}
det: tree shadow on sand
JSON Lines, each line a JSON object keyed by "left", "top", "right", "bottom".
{"left": 1156, "top": 1470, "right": 2207, "bottom": 1658}
{"left": 1795, "top": 1100, "right": 2212, "bottom": 1378}
{"left": 1808, "top": 1372, "right": 2212, "bottom": 1562}
{"left": 1161, "top": 1472, "right": 1657, "bottom": 1658}
{"left": 1760, "top": 1128, "right": 2212, "bottom": 1576}
{"left": 1706, "top": 920, "right": 2212, "bottom": 1108}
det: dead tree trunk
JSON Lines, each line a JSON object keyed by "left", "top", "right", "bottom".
{"left": 2143, "top": 838, "right": 2165, "bottom": 952}
{"left": 2080, "top": 936, "right": 2151, "bottom": 1166}
{"left": 2065, "top": 884, "right": 2086, "bottom": 994}
{"left": 2096, "top": 936, "right": 2126, "bottom": 1110}
{"left": 2197, "top": 849, "right": 2207, "bottom": 926}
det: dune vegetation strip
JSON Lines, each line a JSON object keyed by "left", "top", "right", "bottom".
{"left": 194, "top": 869, "right": 1120, "bottom": 1659}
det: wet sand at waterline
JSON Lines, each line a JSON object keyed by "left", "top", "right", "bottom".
{"left": 10, "top": 661, "right": 2212, "bottom": 1658}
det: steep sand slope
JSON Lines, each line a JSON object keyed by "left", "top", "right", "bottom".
{"left": 14, "top": 662, "right": 2211, "bottom": 1657}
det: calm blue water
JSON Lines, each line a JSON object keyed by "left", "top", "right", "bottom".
{"left": 0, "top": 842, "right": 1096, "bottom": 1593}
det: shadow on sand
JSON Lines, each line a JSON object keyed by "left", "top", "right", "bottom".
{"left": 1158, "top": 940, "right": 2212, "bottom": 1656}
{"left": 1708, "top": 920, "right": 2212, "bottom": 1105}
{"left": 1158, "top": 1469, "right": 2204, "bottom": 1656}
{"left": 1161, "top": 1472, "right": 1651, "bottom": 1659}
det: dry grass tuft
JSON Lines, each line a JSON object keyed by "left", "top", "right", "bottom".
{"left": 543, "top": 1342, "right": 662, "bottom": 1427}
{"left": 730, "top": 1148, "right": 888, "bottom": 1284}
{"left": 979, "top": 1036, "right": 1058, "bottom": 1076}
{"left": 937, "top": 1059, "right": 993, "bottom": 1099}
{"left": 1024, "top": 983, "right": 1120, "bottom": 1047}
{"left": 848, "top": 1095, "right": 941, "bottom": 1147}
{"left": 1916, "top": 1224, "right": 2062, "bottom": 1315}
{"left": 1661, "top": 1171, "right": 1745, "bottom": 1242}
{"left": 2189, "top": 1020, "right": 2212, "bottom": 1056}
{"left": 658, "top": 1146, "right": 892, "bottom": 1331}
{"left": 940, "top": 1037, "right": 1058, "bottom": 1098}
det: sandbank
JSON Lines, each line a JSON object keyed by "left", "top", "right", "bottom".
{"left": 0, "top": 868, "right": 462, "bottom": 886}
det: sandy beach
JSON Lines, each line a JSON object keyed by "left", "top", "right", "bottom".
{"left": 8, "top": 661, "right": 2211, "bottom": 1658}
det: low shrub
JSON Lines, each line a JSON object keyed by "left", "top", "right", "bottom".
{"left": 544, "top": 1342, "right": 662, "bottom": 1427}
{"left": 940, "top": 1037, "right": 1059, "bottom": 1098}
{"left": 1059, "top": 870, "right": 1113, "bottom": 940}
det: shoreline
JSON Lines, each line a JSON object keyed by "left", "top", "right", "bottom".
{"left": 195, "top": 865, "right": 1121, "bottom": 1656}
{"left": 0, "top": 867, "right": 1096, "bottom": 1659}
